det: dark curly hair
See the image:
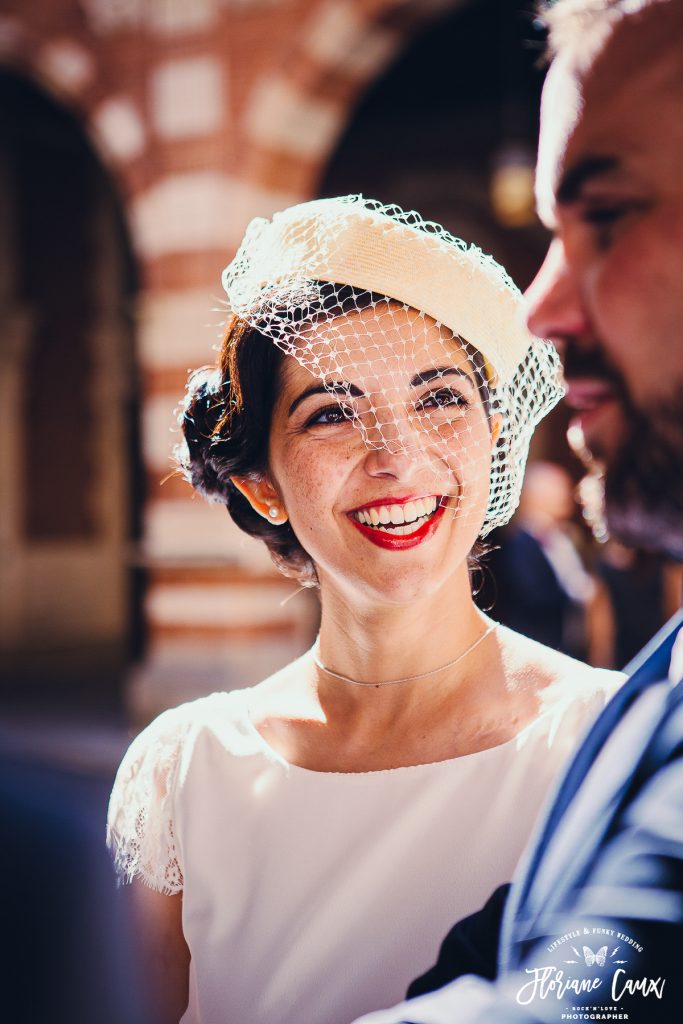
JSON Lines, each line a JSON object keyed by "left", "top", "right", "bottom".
{"left": 178, "top": 284, "right": 492, "bottom": 588}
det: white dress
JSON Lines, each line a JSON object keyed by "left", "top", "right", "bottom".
{"left": 107, "top": 679, "right": 616, "bottom": 1024}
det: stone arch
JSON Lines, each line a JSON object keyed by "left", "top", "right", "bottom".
{"left": 0, "top": 13, "right": 151, "bottom": 210}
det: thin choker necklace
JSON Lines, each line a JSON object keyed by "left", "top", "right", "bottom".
{"left": 313, "top": 621, "right": 498, "bottom": 687}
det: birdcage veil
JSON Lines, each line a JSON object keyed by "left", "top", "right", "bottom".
{"left": 222, "top": 194, "right": 564, "bottom": 536}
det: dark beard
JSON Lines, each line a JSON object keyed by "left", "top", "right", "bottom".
{"left": 603, "top": 389, "right": 683, "bottom": 560}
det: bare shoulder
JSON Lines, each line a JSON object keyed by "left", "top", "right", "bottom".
{"left": 495, "top": 624, "right": 625, "bottom": 707}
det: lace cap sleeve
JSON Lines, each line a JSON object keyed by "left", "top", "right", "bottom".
{"left": 107, "top": 706, "right": 189, "bottom": 895}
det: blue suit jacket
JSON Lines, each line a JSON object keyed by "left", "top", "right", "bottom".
{"left": 354, "top": 610, "right": 683, "bottom": 1024}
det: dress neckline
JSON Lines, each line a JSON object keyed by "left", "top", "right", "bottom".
{"left": 237, "top": 690, "right": 553, "bottom": 779}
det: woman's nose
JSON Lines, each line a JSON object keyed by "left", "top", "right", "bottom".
{"left": 359, "top": 400, "right": 446, "bottom": 479}
{"left": 362, "top": 441, "right": 422, "bottom": 480}
{"left": 524, "top": 238, "right": 589, "bottom": 350}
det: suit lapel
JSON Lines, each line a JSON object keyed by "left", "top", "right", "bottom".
{"left": 520, "top": 681, "right": 672, "bottom": 927}
{"left": 499, "top": 610, "right": 683, "bottom": 968}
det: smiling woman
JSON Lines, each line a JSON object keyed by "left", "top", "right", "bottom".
{"left": 181, "top": 282, "right": 495, "bottom": 584}
{"left": 107, "top": 196, "right": 623, "bottom": 1024}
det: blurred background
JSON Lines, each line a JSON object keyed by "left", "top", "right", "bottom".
{"left": 1, "top": 0, "right": 681, "bottom": 803}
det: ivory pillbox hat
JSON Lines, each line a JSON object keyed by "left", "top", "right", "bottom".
{"left": 222, "top": 194, "right": 538, "bottom": 385}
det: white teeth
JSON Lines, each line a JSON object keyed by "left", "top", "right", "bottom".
{"left": 389, "top": 504, "right": 405, "bottom": 525}
{"left": 352, "top": 496, "right": 442, "bottom": 534}
{"left": 403, "top": 501, "right": 417, "bottom": 523}
{"left": 393, "top": 522, "right": 415, "bottom": 536}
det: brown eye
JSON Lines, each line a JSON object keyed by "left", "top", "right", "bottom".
{"left": 415, "top": 388, "right": 470, "bottom": 412}
{"left": 305, "top": 403, "right": 357, "bottom": 427}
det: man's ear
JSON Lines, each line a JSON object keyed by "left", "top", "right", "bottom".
{"left": 231, "top": 474, "right": 289, "bottom": 525}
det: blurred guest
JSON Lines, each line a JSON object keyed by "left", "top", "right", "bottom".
{"left": 596, "top": 542, "right": 683, "bottom": 667}
{"left": 487, "top": 461, "right": 597, "bottom": 659}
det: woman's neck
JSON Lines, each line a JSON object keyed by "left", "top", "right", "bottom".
{"left": 246, "top": 571, "right": 527, "bottom": 771}
{"left": 313, "top": 568, "right": 492, "bottom": 716}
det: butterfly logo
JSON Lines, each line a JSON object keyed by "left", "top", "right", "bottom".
{"left": 564, "top": 944, "right": 627, "bottom": 967}
{"left": 583, "top": 945, "right": 607, "bottom": 967}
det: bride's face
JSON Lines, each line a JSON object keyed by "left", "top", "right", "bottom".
{"left": 265, "top": 304, "right": 497, "bottom": 604}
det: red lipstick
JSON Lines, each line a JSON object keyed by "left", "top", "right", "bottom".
{"left": 347, "top": 502, "right": 446, "bottom": 551}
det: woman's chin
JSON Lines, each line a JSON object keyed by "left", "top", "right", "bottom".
{"left": 314, "top": 512, "right": 482, "bottom": 608}
{"left": 323, "top": 557, "right": 471, "bottom": 611}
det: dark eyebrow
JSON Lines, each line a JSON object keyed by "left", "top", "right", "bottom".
{"left": 410, "top": 366, "right": 474, "bottom": 388}
{"left": 288, "top": 380, "right": 364, "bottom": 417}
{"left": 556, "top": 156, "right": 620, "bottom": 206}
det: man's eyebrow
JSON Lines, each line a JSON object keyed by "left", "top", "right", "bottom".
{"left": 556, "top": 156, "right": 620, "bottom": 206}
{"left": 287, "top": 380, "right": 364, "bottom": 417}
{"left": 410, "top": 366, "right": 474, "bottom": 388}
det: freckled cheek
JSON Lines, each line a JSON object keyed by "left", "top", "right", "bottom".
{"left": 440, "top": 420, "right": 492, "bottom": 489}
{"left": 271, "top": 445, "right": 349, "bottom": 534}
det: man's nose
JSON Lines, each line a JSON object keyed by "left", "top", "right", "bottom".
{"left": 524, "top": 238, "right": 589, "bottom": 349}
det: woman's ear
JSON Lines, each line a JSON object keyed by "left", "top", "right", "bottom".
{"left": 490, "top": 413, "right": 503, "bottom": 446}
{"left": 231, "top": 474, "right": 289, "bottom": 525}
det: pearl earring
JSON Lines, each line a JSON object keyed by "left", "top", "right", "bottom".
{"left": 268, "top": 506, "right": 280, "bottom": 519}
